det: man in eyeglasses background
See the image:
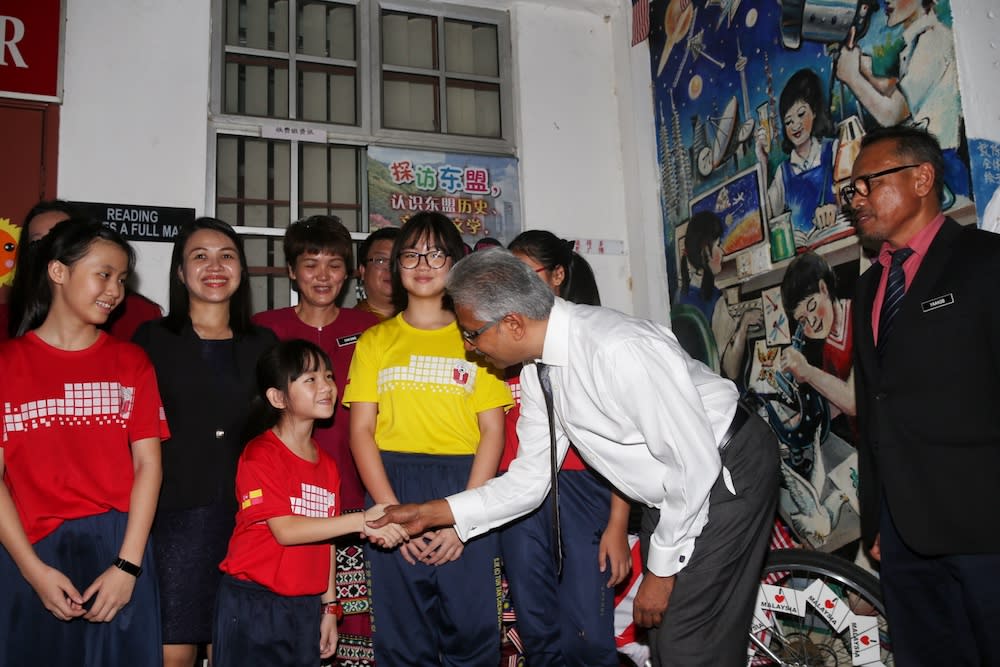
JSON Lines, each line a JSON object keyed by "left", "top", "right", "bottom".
{"left": 355, "top": 226, "right": 400, "bottom": 321}
{"left": 848, "top": 125, "right": 1000, "bottom": 665}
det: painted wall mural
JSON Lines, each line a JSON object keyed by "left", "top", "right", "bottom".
{"left": 648, "top": 0, "right": 973, "bottom": 553}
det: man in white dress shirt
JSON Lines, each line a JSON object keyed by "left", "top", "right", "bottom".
{"left": 371, "top": 249, "right": 779, "bottom": 665}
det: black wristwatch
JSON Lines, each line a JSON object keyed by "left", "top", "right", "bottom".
{"left": 113, "top": 557, "right": 142, "bottom": 578}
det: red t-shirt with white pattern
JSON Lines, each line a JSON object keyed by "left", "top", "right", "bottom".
{"left": 0, "top": 331, "right": 170, "bottom": 543}
{"left": 500, "top": 374, "right": 586, "bottom": 472}
{"left": 220, "top": 429, "right": 342, "bottom": 596}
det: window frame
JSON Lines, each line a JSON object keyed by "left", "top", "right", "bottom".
{"left": 207, "top": 0, "right": 515, "bottom": 312}
{"left": 208, "top": 0, "right": 515, "bottom": 158}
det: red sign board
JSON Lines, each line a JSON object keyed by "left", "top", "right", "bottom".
{"left": 0, "top": 0, "right": 61, "bottom": 99}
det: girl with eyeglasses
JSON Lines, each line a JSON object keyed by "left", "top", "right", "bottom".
{"left": 343, "top": 212, "right": 512, "bottom": 665}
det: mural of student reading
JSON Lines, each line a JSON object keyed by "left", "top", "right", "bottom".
{"left": 647, "top": 0, "right": 975, "bottom": 554}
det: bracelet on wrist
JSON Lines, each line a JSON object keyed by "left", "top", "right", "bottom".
{"left": 321, "top": 600, "right": 343, "bottom": 620}
{"left": 112, "top": 557, "right": 142, "bottom": 578}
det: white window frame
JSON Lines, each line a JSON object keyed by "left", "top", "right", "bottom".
{"left": 206, "top": 0, "right": 515, "bottom": 310}
{"left": 207, "top": 1, "right": 516, "bottom": 217}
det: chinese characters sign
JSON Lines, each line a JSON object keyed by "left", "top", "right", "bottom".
{"left": 367, "top": 147, "right": 521, "bottom": 244}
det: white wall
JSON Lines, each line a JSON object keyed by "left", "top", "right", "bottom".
{"left": 58, "top": 0, "right": 212, "bottom": 308}
{"left": 507, "top": 1, "right": 667, "bottom": 320}
{"left": 951, "top": 1, "right": 1000, "bottom": 144}
{"left": 54, "top": 0, "right": 666, "bottom": 319}
{"left": 50, "top": 0, "right": 1000, "bottom": 321}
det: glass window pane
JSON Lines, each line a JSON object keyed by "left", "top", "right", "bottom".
{"left": 227, "top": 0, "right": 288, "bottom": 51}
{"left": 297, "top": 65, "right": 356, "bottom": 124}
{"left": 298, "top": 145, "right": 360, "bottom": 220}
{"left": 273, "top": 142, "right": 290, "bottom": 200}
{"left": 381, "top": 12, "right": 436, "bottom": 69}
{"left": 445, "top": 21, "right": 497, "bottom": 77}
{"left": 217, "top": 203, "right": 238, "bottom": 226}
{"left": 298, "top": 1, "right": 354, "bottom": 60}
{"left": 217, "top": 136, "right": 239, "bottom": 199}
{"left": 329, "top": 147, "right": 357, "bottom": 204}
{"left": 446, "top": 81, "right": 500, "bottom": 138}
{"left": 216, "top": 137, "right": 290, "bottom": 227}
{"left": 224, "top": 55, "right": 289, "bottom": 118}
{"left": 246, "top": 235, "right": 292, "bottom": 313}
{"left": 300, "top": 144, "right": 329, "bottom": 204}
{"left": 333, "top": 209, "right": 358, "bottom": 232}
{"left": 248, "top": 273, "right": 292, "bottom": 313}
{"left": 383, "top": 74, "right": 438, "bottom": 132}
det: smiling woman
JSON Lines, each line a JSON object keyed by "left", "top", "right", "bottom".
{"left": 132, "top": 217, "right": 277, "bottom": 667}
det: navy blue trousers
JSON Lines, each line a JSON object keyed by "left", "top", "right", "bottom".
{"left": 367, "top": 452, "right": 502, "bottom": 666}
{"left": 0, "top": 510, "right": 161, "bottom": 667}
{"left": 212, "top": 575, "right": 321, "bottom": 667}
{"left": 880, "top": 498, "right": 1000, "bottom": 666}
{"left": 500, "top": 467, "right": 618, "bottom": 666}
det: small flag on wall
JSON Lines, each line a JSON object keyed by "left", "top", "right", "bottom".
{"left": 632, "top": 0, "right": 650, "bottom": 46}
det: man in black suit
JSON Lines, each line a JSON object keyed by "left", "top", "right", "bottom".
{"left": 849, "top": 125, "right": 1000, "bottom": 665}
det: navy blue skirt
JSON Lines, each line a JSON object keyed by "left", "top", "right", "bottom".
{"left": 0, "top": 510, "right": 161, "bottom": 667}
{"left": 152, "top": 501, "right": 234, "bottom": 644}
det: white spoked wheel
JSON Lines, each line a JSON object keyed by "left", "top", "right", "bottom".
{"left": 748, "top": 549, "right": 892, "bottom": 667}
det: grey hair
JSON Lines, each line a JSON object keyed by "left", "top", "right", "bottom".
{"left": 446, "top": 248, "right": 555, "bottom": 321}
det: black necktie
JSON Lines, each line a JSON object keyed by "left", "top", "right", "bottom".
{"left": 535, "top": 362, "right": 563, "bottom": 576}
{"left": 877, "top": 247, "right": 914, "bottom": 355}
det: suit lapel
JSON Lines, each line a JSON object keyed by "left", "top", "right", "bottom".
{"left": 895, "top": 218, "right": 961, "bottom": 331}
{"left": 855, "top": 260, "right": 882, "bottom": 372}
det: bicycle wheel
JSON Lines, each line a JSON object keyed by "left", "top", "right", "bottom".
{"left": 748, "top": 549, "right": 892, "bottom": 666}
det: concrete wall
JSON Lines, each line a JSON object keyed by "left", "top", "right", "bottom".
{"left": 53, "top": 0, "right": 1000, "bottom": 320}
{"left": 54, "top": 0, "right": 666, "bottom": 319}
{"left": 59, "top": 0, "right": 211, "bottom": 305}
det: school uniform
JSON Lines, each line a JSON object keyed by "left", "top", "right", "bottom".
{"left": 214, "top": 430, "right": 341, "bottom": 667}
{"left": 0, "top": 332, "right": 169, "bottom": 667}
{"left": 344, "top": 315, "right": 512, "bottom": 666}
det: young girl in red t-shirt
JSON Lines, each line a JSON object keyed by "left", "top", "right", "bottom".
{"left": 0, "top": 219, "right": 169, "bottom": 666}
{"left": 213, "top": 339, "right": 406, "bottom": 667}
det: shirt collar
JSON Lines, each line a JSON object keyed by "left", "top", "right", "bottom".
{"left": 902, "top": 10, "right": 936, "bottom": 45}
{"left": 788, "top": 137, "right": 822, "bottom": 171}
{"left": 539, "top": 297, "right": 571, "bottom": 367}
{"left": 878, "top": 212, "right": 945, "bottom": 267}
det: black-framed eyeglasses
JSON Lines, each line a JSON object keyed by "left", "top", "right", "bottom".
{"left": 460, "top": 318, "right": 501, "bottom": 343}
{"left": 398, "top": 249, "right": 449, "bottom": 270}
{"left": 840, "top": 164, "right": 921, "bottom": 204}
{"left": 366, "top": 256, "right": 391, "bottom": 267}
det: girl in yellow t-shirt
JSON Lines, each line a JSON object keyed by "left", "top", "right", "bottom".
{"left": 344, "top": 212, "right": 511, "bottom": 665}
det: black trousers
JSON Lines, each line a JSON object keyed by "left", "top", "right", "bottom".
{"left": 640, "top": 413, "right": 779, "bottom": 667}
{"left": 880, "top": 497, "right": 1000, "bottom": 666}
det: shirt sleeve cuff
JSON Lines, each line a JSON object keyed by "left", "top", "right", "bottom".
{"left": 645, "top": 536, "right": 696, "bottom": 578}
{"left": 445, "top": 490, "right": 488, "bottom": 543}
